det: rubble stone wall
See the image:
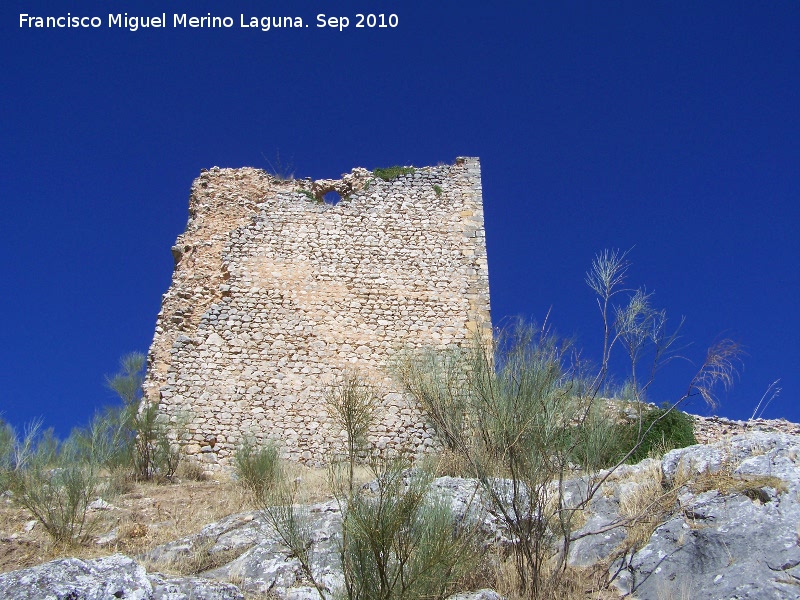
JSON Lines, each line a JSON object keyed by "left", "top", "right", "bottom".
{"left": 144, "top": 157, "right": 491, "bottom": 466}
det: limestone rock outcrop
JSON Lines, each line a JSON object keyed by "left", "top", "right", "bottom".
{"left": 570, "top": 432, "right": 800, "bottom": 599}
{"left": 140, "top": 432, "right": 800, "bottom": 599}
{"left": 0, "top": 553, "right": 245, "bottom": 600}
{"left": 5, "top": 432, "right": 798, "bottom": 599}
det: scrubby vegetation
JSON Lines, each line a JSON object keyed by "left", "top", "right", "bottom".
{"left": 337, "top": 459, "right": 476, "bottom": 600}
{"left": 238, "top": 370, "right": 477, "bottom": 600}
{"left": 0, "top": 421, "right": 98, "bottom": 544}
{"left": 392, "top": 249, "right": 739, "bottom": 598}
{"left": 619, "top": 403, "right": 696, "bottom": 463}
{"left": 0, "top": 249, "right": 741, "bottom": 600}
{"left": 298, "top": 189, "right": 320, "bottom": 203}
{"left": 324, "top": 372, "right": 476, "bottom": 600}
{"left": 0, "top": 353, "right": 185, "bottom": 546}
{"left": 373, "top": 165, "right": 416, "bottom": 181}
{"left": 79, "top": 352, "right": 183, "bottom": 483}
{"left": 325, "top": 370, "right": 378, "bottom": 489}
{"left": 232, "top": 437, "right": 282, "bottom": 506}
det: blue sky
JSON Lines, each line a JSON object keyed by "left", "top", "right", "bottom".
{"left": 1, "top": 1, "right": 798, "bottom": 436}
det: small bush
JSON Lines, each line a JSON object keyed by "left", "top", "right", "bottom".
{"left": 325, "top": 371, "right": 377, "bottom": 492}
{"left": 261, "top": 484, "right": 327, "bottom": 598}
{"left": 339, "top": 460, "right": 476, "bottom": 600}
{"left": 622, "top": 403, "right": 696, "bottom": 463}
{"left": 323, "top": 372, "right": 477, "bottom": 600}
{"left": 391, "top": 347, "right": 469, "bottom": 454}
{"left": 2, "top": 423, "right": 98, "bottom": 544}
{"left": 71, "top": 406, "right": 132, "bottom": 472}
{"left": 567, "top": 401, "right": 630, "bottom": 470}
{"left": 373, "top": 166, "right": 415, "bottom": 181}
{"left": 99, "top": 352, "right": 182, "bottom": 482}
{"left": 148, "top": 414, "right": 182, "bottom": 482}
{"left": 177, "top": 460, "right": 209, "bottom": 482}
{"left": 433, "top": 184, "right": 443, "bottom": 196}
{"left": 567, "top": 403, "right": 697, "bottom": 468}
{"left": 233, "top": 438, "right": 282, "bottom": 505}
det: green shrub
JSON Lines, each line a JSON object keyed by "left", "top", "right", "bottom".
{"left": 433, "top": 184, "right": 443, "bottom": 196}
{"left": 260, "top": 482, "right": 327, "bottom": 598}
{"left": 373, "top": 166, "right": 415, "bottom": 181}
{"left": 621, "top": 403, "right": 696, "bottom": 463}
{"left": 456, "top": 325, "right": 599, "bottom": 597}
{"left": 135, "top": 403, "right": 182, "bottom": 482}
{"left": 233, "top": 438, "right": 282, "bottom": 505}
{"left": 71, "top": 405, "right": 132, "bottom": 472}
{"left": 325, "top": 371, "right": 377, "bottom": 492}
{"left": 2, "top": 423, "right": 98, "bottom": 544}
{"left": 391, "top": 347, "right": 469, "bottom": 455}
{"left": 0, "top": 419, "right": 41, "bottom": 490}
{"left": 323, "top": 370, "right": 476, "bottom": 600}
{"left": 339, "top": 460, "right": 475, "bottom": 600}
{"left": 0, "top": 419, "right": 15, "bottom": 481}
{"left": 102, "top": 352, "right": 182, "bottom": 482}
{"left": 566, "top": 401, "right": 631, "bottom": 471}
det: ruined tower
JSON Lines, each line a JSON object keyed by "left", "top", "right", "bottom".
{"left": 144, "top": 157, "right": 491, "bottom": 465}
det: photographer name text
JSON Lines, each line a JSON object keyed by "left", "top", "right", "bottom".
{"left": 19, "top": 13, "right": 398, "bottom": 32}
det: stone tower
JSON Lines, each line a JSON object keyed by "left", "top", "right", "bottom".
{"left": 144, "top": 157, "right": 491, "bottom": 466}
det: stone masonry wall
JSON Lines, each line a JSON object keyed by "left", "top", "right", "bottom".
{"left": 144, "top": 157, "right": 491, "bottom": 466}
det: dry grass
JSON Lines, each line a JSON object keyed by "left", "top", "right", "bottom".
{"left": 286, "top": 465, "right": 329, "bottom": 503}
{"left": 688, "top": 470, "right": 786, "bottom": 499}
{"left": 423, "top": 448, "right": 472, "bottom": 477}
{"left": 447, "top": 541, "right": 625, "bottom": 600}
{"left": 607, "top": 458, "right": 785, "bottom": 559}
{"left": 176, "top": 460, "right": 210, "bottom": 482}
{"left": 238, "top": 461, "right": 375, "bottom": 507}
{"left": 477, "top": 550, "right": 623, "bottom": 599}
{"left": 668, "top": 439, "right": 787, "bottom": 503}
{"left": 616, "top": 461, "right": 673, "bottom": 551}
{"left": 150, "top": 538, "right": 249, "bottom": 577}
{"left": 0, "top": 473, "right": 249, "bottom": 574}
{"left": 0, "top": 462, "right": 363, "bottom": 576}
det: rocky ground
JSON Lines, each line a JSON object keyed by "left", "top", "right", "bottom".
{"left": 0, "top": 476, "right": 247, "bottom": 575}
{"left": 1, "top": 418, "right": 799, "bottom": 599}
{"left": 692, "top": 414, "right": 800, "bottom": 444}
{"left": 571, "top": 430, "right": 800, "bottom": 599}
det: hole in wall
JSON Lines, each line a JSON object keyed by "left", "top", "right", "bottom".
{"left": 323, "top": 191, "right": 342, "bottom": 205}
